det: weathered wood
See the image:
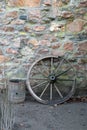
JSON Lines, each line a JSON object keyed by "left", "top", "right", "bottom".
{"left": 8, "top": 80, "right": 25, "bottom": 103}
{"left": 0, "top": 88, "right": 15, "bottom": 130}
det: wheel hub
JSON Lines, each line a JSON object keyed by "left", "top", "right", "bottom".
{"left": 49, "top": 74, "right": 56, "bottom": 83}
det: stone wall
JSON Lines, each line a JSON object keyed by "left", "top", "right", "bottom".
{"left": 0, "top": 0, "right": 87, "bottom": 96}
{"left": 8, "top": 0, "right": 40, "bottom": 7}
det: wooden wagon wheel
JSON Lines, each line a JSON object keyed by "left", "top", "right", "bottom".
{"left": 27, "top": 55, "right": 76, "bottom": 105}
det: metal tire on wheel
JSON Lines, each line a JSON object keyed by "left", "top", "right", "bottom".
{"left": 27, "top": 55, "right": 76, "bottom": 105}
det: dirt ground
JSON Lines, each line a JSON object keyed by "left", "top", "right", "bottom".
{"left": 13, "top": 96, "right": 87, "bottom": 130}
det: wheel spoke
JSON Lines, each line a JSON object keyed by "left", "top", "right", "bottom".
{"left": 54, "top": 84, "right": 63, "bottom": 98}
{"left": 55, "top": 58, "right": 65, "bottom": 73}
{"left": 56, "top": 67, "right": 72, "bottom": 77}
{"left": 50, "top": 84, "right": 53, "bottom": 100}
{"left": 32, "top": 81, "right": 47, "bottom": 89}
{"left": 57, "top": 78, "right": 74, "bottom": 81}
{"left": 29, "top": 77, "right": 47, "bottom": 80}
{"left": 40, "top": 83, "right": 49, "bottom": 98}
{"left": 40, "top": 60, "right": 49, "bottom": 75}
{"left": 51, "top": 57, "right": 54, "bottom": 73}
{"left": 29, "top": 77, "right": 47, "bottom": 84}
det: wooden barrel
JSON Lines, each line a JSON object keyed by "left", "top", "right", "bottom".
{"left": 8, "top": 79, "right": 25, "bottom": 103}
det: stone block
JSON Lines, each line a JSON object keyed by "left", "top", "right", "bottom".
{"left": 28, "top": 39, "right": 39, "bottom": 47}
{"left": 78, "top": 41, "right": 87, "bottom": 51}
{"left": 0, "top": 55, "right": 10, "bottom": 63}
{"left": 6, "top": 48, "right": 18, "bottom": 54}
{"left": 8, "top": 0, "right": 40, "bottom": 7}
{"left": 51, "top": 50, "right": 64, "bottom": 56}
{"left": 3, "top": 26, "right": 14, "bottom": 32}
{"left": 64, "top": 42, "right": 73, "bottom": 51}
{"left": 11, "top": 19, "right": 25, "bottom": 25}
{"left": 6, "top": 11, "right": 18, "bottom": 18}
{"left": 33, "top": 25, "right": 46, "bottom": 32}
{"left": 67, "top": 19, "right": 84, "bottom": 33}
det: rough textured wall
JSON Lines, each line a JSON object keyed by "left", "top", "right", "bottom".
{"left": 8, "top": 0, "right": 40, "bottom": 7}
{"left": 0, "top": 0, "right": 87, "bottom": 96}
